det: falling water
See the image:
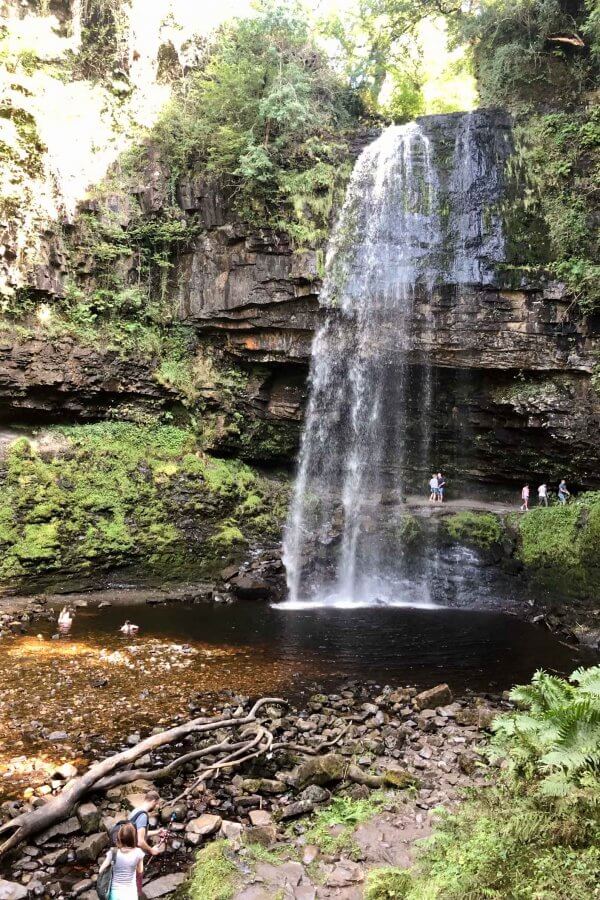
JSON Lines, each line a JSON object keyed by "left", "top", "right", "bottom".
{"left": 282, "top": 113, "right": 507, "bottom": 607}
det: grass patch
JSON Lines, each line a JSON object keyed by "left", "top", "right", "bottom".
{"left": 302, "top": 792, "right": 392, "bottom": 858}
{"left": 443, "top": 511, "right": 503, "bottom": 549}
{"left": 187, "top": 840, "right": 239, "bottom": 900}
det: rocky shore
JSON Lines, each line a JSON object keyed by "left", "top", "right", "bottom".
{"left": 0, "top": 682, "right": 504, "bottom": 900}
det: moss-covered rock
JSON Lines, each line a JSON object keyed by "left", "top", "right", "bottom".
{"left": 443, "top": 512, "right": 503, "bottom": 550}
{"left": 0, "top": 424, "right": 288, "bottom": 591}
{"left": 513, "top": 492, "right": 600, "bottom": 599}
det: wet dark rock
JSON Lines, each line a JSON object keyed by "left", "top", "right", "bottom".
{"left": 279, "top": 800, "right": 315, "bottom": 821}
{"left": 229, "top": 574, "right": 272, "bottom": 601}
{"left": 76, "top": 803, "right": 100, "bottom": 835}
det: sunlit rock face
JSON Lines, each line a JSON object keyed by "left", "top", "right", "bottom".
{"left": 0, "top": 104, "right": 598, "bottom": 480}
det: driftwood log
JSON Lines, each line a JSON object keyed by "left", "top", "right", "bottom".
{"left": 0, "top": 697, "right": 285, "bottom": 857}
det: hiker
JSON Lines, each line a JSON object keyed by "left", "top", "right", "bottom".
{"left": 558, "top": 479, "right": 570, "bottom": 505}
{"left": 99, "top": 823, "right": 143, "bottom": 900}
{"left": 429, "top": 474, "right": 438, "bottom": 502}
{"left": 127, "top": 790, "right": 165, "bottom": 857}
{"left": 436, "top": 472, "right": 446, "bottom": 503}
{"left": 57, "top": 606, "right": 73, "bottom": 636}
{"left": 520, "top": 484, "right": 530, "bottom": 511}
{"left": 119, "top": 620, "right": 139, "bottom": 636}
{"left": 538, "top": 483, "right": 548, "bottom": 507}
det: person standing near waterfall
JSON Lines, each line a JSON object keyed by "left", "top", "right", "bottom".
{"left": 521, "top": 484, "right": 530, "bottom": 511}
{"left": 436, "top": 473, "right": 446, "bottom": 502}
{"left": 429, "top": 474, "right": 438, "bottom": 502}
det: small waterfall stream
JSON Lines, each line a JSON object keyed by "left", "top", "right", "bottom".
{"left": 282, "top": 113, "right": 507, "bottom": 607}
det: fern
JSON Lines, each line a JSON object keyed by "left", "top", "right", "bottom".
{"left": 490, "top": 666, "right": 600, "bottom": 800}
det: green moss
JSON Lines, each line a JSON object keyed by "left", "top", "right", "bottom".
{"left": 0, "top": 426, "right": 286, "bottom": 588}
{"left": 443, "top": 511, "right": 503, "bottom": 549}
{"left": 187, "top": 840, "right": 239, "bottom": 900}
{"left": 365, "top": 868, "right": 412, "bottom": 899}
{"left": 395, "top": 514, "right": 421, "bottom": 547}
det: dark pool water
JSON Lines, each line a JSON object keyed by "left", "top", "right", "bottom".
{"left": 61, "top": 601, "right": 589, "bottom": 695}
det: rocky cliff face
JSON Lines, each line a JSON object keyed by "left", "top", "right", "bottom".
{"left": 0, "top": 110, "right": 598, "bottom": 491}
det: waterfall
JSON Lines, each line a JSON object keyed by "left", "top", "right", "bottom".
{"left": 282, "top": 113, "right": 507, "bottom": 607}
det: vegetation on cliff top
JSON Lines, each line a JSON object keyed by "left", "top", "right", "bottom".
{"left": 454, "top": 0, "right": 600, "bottom": 312}
{"left": 0, "top": 425, "right": 286, "bottom": 588}
{"left": 365, "top": 666, "right": 600, "bottom": 899}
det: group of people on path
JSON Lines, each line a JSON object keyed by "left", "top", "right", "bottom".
{"left": 428, "top": 472, "right": 446, "bottom": 502}
{"left": 520, "top": 479, "right": 571, "bottom": 511}
{"left": 98, "top": 790, "right": 167, "bottom": 900}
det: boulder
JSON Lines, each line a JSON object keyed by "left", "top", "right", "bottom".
{"left": 294, "top": 753, "right": 345, "bottom": 789}
{"left": 382, "top": 769, "right": 421, "bottom": 790}
{"left": 143, "top": 874, "right": 186, "bottom": 899}
{"left": 229, "top": 574, "right": 272, "bottom": 601}
{"left": 36, "top": 816, "right": 80, "bottom": 844}
{"left": 77, "top": 802, "right": 100, "bottom": 835}
{"left": 186, "top": 814, "right": 222, "bottom": 837}
{"left": 220, "top": 821, "right": 243, "bottom": 842}
{"left": 0, "top": 881, "right": 28, "bottom": 900}
{"left": 51, "top": 763, "right": 78, "bottom": 781}
{"left": 248, "top": 809, "right": 272, "bottom": 827}
{"left": 414, "top": 684, "right": 452, "bottom": 711}
{"left": 279, "top": 800, "right": 314, "bottom": 820}
{"left": 75, "top": 832, "right": 109, "bottom": 863}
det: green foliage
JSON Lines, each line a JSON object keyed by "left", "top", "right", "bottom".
{"left": 516, "top": 490, "right": 600, "bottom": 572}
{"left": 504, "top": 109, "right": 600, "bottom": 312}
{"left": 187, "top": 840, "right": 239, "bottom": 900}
{"left": 489, "top": 666, "right": 600, "bottom": 801}
{"left": 302, "top": 792, "right": 391, "bottom": 857}
{"left": 455, "top": 0, "right": 598, "bottom": 110}
{"left": 147, "top": 0, "right": 358, "bottom": 245}
{"left": 365, "top": 867, "right": 412, "bottom": 899}
{"left": 0, "top": 426, "right": 285, "bottom": 588}
{"left": 443, "top": 511, "right": 503, "bottom": 549}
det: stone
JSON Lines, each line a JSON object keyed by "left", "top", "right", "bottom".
{"left": 0, "top": 881, "right": 28, "bottom": 900}
{"left": 383, "top": 770, "right": 421, "bottom": 790}
{"left": 143, "top": 874, "right": 186, "bottom": 899}
{"left": 458, "top": 752, "right": 478, "bottom": 775}
{"left": 51, "top": 763, "right": 77, "bottom": 781}
{"left": 47, "top": 731, "right": 69, "bottom": 742}
{"left": 229, "top": 574, "right": 272, "bottom": 601}
{"left": 294, "top": 753, "right": 345, "bottom": 789}
{"left": 186, "top": 814, "right": 222, "bottom": 837}
{"left": 243, "top": 824, "right": 278, "bottom": 847}
{"left": 72, "top": 879, "right": 93, "bottom": 896}
{"left": 75, "top": 832, "right": 109, "bottom": 863}
{"left": 41, "top": 848, "right": 68, "bottom": 866}
{"left": 36, "top": 816, "right": 80, "bottom": 844}
{"left": 414, "top": 684, "right": 452, "bottom": 710}
{"left": 220, "top": 820, "right": 243, "bottom": 842}
{"left": 248, "top": 809, "right": 272, "bottom": 826}
{"left": 77, "top": 802, "right": 100, "bottom": 835}
{"left": 302, "top": 845, "right": 319, "bottom": 866}
{"left": 279, "top": 800, "right": 314, "bottom": 820}
{"left": 299, "top": 785, "right": 329, "bottom": 804}
{"left": 159, "top": 803, "right": 187, "bottom": 824}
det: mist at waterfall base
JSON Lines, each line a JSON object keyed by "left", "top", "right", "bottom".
{"left": 283, "top": 113, "right": 508, "bottom": 608}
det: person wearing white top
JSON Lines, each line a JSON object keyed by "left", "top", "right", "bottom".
{"left": 429, "top": 474, "right": 438, "bottom": 502}
{"left": 99, "top": 823, "right": 144, "bottom": 900}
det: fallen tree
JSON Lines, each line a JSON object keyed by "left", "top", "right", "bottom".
{"left": 0, "top": 697, "right": 285, "bottom": 857}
